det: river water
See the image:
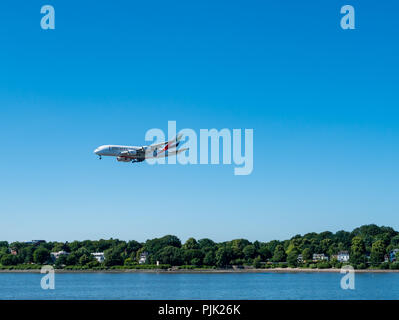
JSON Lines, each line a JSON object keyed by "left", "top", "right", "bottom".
{"left": 0, "top": 272, "right": 396, "bottom": 299}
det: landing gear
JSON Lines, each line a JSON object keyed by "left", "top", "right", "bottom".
{"left": 131, "top": 157, "right": 145, "bottom": 163}
{"left": 99, "top": 155, "right": 102, "bottom": 160}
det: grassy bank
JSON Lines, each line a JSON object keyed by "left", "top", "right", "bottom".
{"left": 1, "top": 263, "right": 399, "bottom": 273}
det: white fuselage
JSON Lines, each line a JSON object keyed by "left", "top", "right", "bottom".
{"left": 94, "top": 145, "right": 141, "bottom": 157}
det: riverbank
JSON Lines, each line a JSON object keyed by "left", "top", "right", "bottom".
{"left": 1, "top": 267, "right": 399, "bottom": 273}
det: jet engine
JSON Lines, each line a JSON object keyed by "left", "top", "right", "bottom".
{"left": 116, "top": 156, "right": 131, "bottom": 162}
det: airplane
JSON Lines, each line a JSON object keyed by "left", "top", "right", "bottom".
{"left": 93, "top": 134, "right": 188, "bottom": 163}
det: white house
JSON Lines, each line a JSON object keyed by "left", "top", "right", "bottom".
{"left": 313, "top": 253, "right": 328, "bottom": 262}
{"left": 337, "top": 251, "right": 350, "bottom": 262}
{"left": 91, "top": 252, "right": 105, "bottom": 263}
{"left": 139, "top": 252, "right": 149, "bottom": 264}
{"left": 50, "top": 250, "right": 70, "bottom": 260}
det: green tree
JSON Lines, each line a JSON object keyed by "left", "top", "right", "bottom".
{"left": 33, "top": 248, "right": 50, "bottom": 264}
{"left": 54, "top": 254, "right": 68, "bottom": 268}
{"left": 156, "top": 246, "right": 183, "bottom": 265}
{"left": 75, "top": 247, "right": 90, "bottom": 259}
{"left": 79, "top": 254, "right": 95, "bottom": 266}
{"left": 126, "top": 240, "right": 142, "bottom": 256}
{"left": 286, "top": 239, "right": 301, "bottom": 255}
{"left": 320, "top": 239, "right": 332, "bottom": 254}
{"left": 243, "top": 245, "right": 256, "bottom": 259}
{"left": 225, "top": 239, "right": 249, "bottom": 261}
{"left": 370, "top": 240, "right": 386, "bottom": 266}
{"left": 66, "top": 253, "right": 78, "bottom": 265}
{"left": 124, "top": 257, "right": 136, "bottom": 266}
{"left": 253, "top": 256, "right": 262, "bottom": 268}
{"left": 215, "top": 247, "right": 231, "bottom": 267}
{"left": 0, "top": 241, "right": 8, "bottom": 248}
{"left": 183, "top": 238, "right": 199, "bottom": 250}
{"left": 197, "top": 238, "right": 216, "bottom": 251}
{"left": 17, "top": 246, "right": 35, "bottom": 264}
{"left": 287, "top": 248, "right": 300, "bottom": 267}
{"left": 52, "top": 242, "right": 65, "bottom": 252}
{"left": 96, "top": 239, "right": 114, "bottom": 252}
{"left": 230, "top": 239, "right": 251, "bottom": 252}
{"left": 391, "top": 235, "right": 399, "bottom": 247}
{"left": 191, "top": 258, "right": 201, "bottom": 266}
{"left": 69, "top": 241, "right": 81, "bottom": 252}
{"left": 144, "top": 235, "right": 181, "bottom": 255}
{"left": 0, "top": 254, "right": 16, "bottom": 266}
{"left": 302, "top": 248, "right": 312, "bottom": 261}
{"left": 182, "top": 249, "right": 203, "bottom": 265}
{"left": 264, "top": 240, "right": 280, "bottom": 256}
{"left": 350, "top": 236, "right": 366, "bottom": 264}
{"left": 335, "top": 230, "right": 352, "bottom": 249}
{"left": 203, "top": 251, "right": 216, "bottom": 266}
{"left": 258, "top": 246, "right": 272, "bottom": 260}
{"left": 104, "top": 248, "right": 123, "bottom": 266}
{"left": 272, "top": 245, "right": 287, "bottom": 262}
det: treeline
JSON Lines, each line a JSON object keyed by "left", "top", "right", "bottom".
{"left": 1, "top": 224, "right": 399, "bottom": 270}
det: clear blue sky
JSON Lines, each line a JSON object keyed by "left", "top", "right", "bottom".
{"left": 0, "top": 0, "right": 398, "bottom": 243}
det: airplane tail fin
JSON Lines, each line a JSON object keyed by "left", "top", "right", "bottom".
{"left": 160, "top": 133, "right": 184, "bottom": 153}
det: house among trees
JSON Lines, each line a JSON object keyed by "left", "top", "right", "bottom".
{"left": 50, "top": 250, "right": 70, "bottom": 261}
{"left": 312, "top": 253, "right": 328, "bottom": 262}
{"left": 91, "top": 252, "right": 105, "bottom": 263}
{"left": 389, "top": 249, "right": 399, "bottom": 262}
{"left": 139, "top": 252, "right": 149, "bottom": 264}
{"left": 1, "top": 224, "right": 398, "bottom": 271}
{"left": 337, "top": 251, "right": 350, "bottom": 262}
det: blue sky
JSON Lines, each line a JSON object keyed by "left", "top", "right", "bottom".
{"left": 0, "top": 0, "right": 398, "bottom": 242}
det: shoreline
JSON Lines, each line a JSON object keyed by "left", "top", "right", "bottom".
{"left": 1, "top": 268, "right": 399, "bottom": 274}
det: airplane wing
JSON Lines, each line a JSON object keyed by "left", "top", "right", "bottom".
{"left": 147, "top": 147, "right": 189, "bottom": 159}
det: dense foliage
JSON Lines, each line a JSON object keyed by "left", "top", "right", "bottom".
{"left": 1, "top": 224, "right": 399, "bottom": 270}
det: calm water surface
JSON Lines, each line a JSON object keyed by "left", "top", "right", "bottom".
{"left": 0, "top": 272, "right": 397, "bottom": 300}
